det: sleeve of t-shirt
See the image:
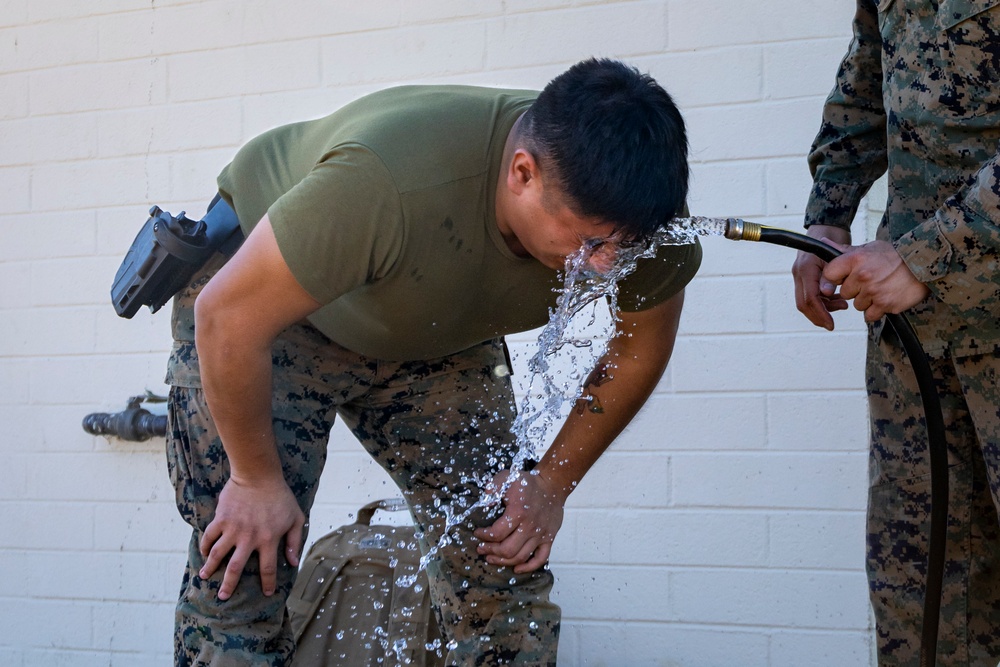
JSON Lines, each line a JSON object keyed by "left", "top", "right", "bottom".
{"left": 616, "top": 239, "right": 702, "bottom": 312}
{"left": 267, "top": 143, "right": 405, "bottom": 305}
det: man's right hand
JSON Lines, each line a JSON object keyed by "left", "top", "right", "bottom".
{"left": 193, "top": 215, "right": 319, "bottom": 601}
{"left": 198, "top": 474, "right": 305, "bottom": 601}
{"left": 791, "top": 224, "right": 852, "bottom": 330}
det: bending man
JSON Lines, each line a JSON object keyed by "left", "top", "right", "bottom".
{"left": 165, "top": 58, "right": 701, "bottom": 666}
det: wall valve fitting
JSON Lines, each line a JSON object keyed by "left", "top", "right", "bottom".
{"left": 82, "top": 393, "right": 168, "bottom": 442}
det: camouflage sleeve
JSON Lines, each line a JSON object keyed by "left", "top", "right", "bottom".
{"left": 803, "top": 0, "right": 887, "bottom": 231}
{"left": 894, "top": 158, "right": 1000, "bottom": 316}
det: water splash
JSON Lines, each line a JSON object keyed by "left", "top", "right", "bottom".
{"left": 655, "top": 215, "right": 728, "bottom": 242}
{"left": 397, "top": 215, "right": 726, "bottom": 587}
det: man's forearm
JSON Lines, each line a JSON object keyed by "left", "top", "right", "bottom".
{"left": 535, "top": 353, "right": 663, "bottom": 499}
{"left": 195, "top": 307, "right": 283, "bottom": 484}
{"left": 534, "top": 291, "right": 683, "bottom": 498}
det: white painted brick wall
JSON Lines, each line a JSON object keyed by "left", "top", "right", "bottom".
{"left": 322, "top": 23, "right": 489, "bottom": 86}
{"left": 764, "top": 38, "right": 854, "bottom": 100}
{"left": 0, "top": 2, "right": 878, "bottom": 665}
{"left": 570, "top": 623, "right": 774, "bottom": 667}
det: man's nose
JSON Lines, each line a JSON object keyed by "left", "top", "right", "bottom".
{"left": 586, "top": 243, "right": 618, "bottom": 274}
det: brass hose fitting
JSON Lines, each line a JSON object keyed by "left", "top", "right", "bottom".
{"left": 723, "top": 218, "right": 763, "bottom": 242}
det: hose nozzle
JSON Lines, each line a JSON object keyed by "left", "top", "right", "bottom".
{"left": 724, "top": 218, "right": 763, "bottom": 242}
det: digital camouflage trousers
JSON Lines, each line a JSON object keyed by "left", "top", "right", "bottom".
{"left": 164, "top": 258, "right": 559, "bottom": 667}
{"left": 866, "top": 329, "right": 1000, "bottom": 667}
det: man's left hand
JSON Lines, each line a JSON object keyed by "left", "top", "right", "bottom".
{"left": 474, "top": 469, "right": 565, "bottom": 574}
{"left": 822, "top": 239, "right": 931, "bottom": 321}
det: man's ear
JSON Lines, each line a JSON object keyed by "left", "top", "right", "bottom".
{"left": 507, "top": 148, "right": 540, "bottom": 195}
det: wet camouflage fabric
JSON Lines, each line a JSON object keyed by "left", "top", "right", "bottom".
{"left": 806, "top": 1, "right": 1000, "bottom": 664}
{"left": 165, "top": 268, "right": 559, "bottom": 666}
{"left": 805, "top": 0, "right": 1000, "bottom": 357}
{"left": 867, "top": 335, "right": 1000, "bottom": 666}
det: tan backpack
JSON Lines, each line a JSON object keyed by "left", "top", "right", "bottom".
{"left": 287, "top": 498, "right": 447, "bottom": 667}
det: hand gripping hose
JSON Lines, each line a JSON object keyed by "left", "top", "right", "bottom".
{"left": 725, "top": 219, "right": 947, "bottom": 667}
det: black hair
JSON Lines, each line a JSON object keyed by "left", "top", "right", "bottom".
{"left": 520, "top": 58, "right": 689, "bottom": 241}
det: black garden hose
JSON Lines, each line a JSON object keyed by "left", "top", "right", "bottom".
{"left": 724, "top": 219, "right": 947, "bottom": 667}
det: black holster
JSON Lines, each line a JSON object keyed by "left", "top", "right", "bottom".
{"left": 111, "top": 196, "right": 241, "bottom": 318}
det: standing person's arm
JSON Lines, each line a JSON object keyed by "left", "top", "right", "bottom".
{"left": 475, "top": 290, "right": 684, "bottom": 572}
{"left": 798, "top": 0, "right": 1000, "bottom": 323}
{"left": 793, "top": 0, "right": 886, "bottom": 329}
{"left": 819, "top": 150, "right": 1000, "bottom": 323}
{"left": 888, "top": 154, "right": 1000, "bottom": 318}
{"left": 194, "top": 215, "right": 322, "bottom": 600}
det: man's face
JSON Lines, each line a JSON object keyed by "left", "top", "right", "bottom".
{"left": 508, "top": 185, "right": 627, "bottom": 273}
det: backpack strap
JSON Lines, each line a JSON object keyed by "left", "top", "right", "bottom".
{"left": 357, "top": 498, "right": 436, "bottom": 666}
{"left": 288, "top": 541, "right": 352, "bottom": 644}
{"left": 389, "top": 548, "right": 436, "bottom": 666}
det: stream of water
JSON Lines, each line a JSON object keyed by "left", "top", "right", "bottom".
{"left": 393, "top": 217, "right": 728, "bottom": 595}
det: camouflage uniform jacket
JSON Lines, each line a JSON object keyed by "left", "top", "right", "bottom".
{"left": 804, "top": 0, "right": 1000, "bottom": 357}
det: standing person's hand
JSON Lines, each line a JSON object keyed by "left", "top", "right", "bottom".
{"left": 198, "top": 475, "right": 305, "bottom": 600}
{"left": 791, "top": 225, "right": 852, "bottom": 330}
{"left": 821, "top": 239, "right": 931, "bottom": 321}
{"left": 474, "top": 469, "right": 565, "bottom": 574}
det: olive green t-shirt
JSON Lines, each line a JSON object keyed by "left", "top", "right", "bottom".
{"left": 217, "top": 85, "right": 701, "bottom": 361}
